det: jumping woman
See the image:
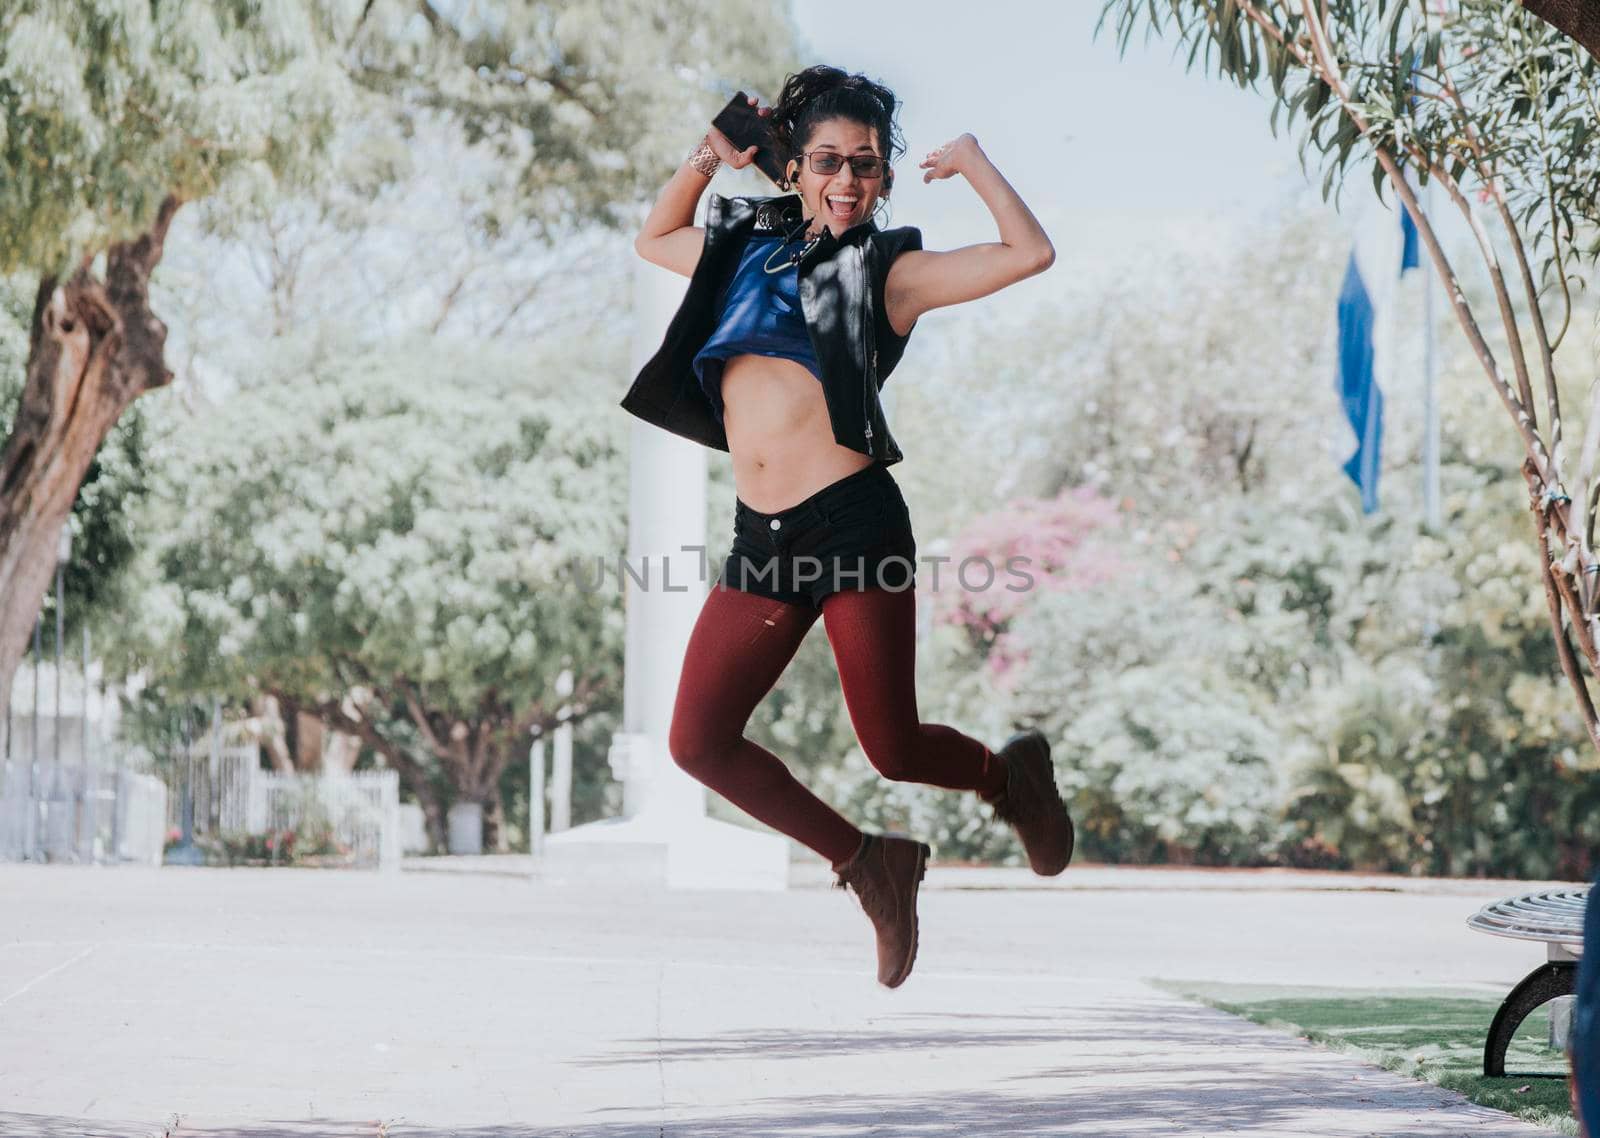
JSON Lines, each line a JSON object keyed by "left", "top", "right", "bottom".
{"left": 622, "top": 65, "right": 1073, "bottom": 989}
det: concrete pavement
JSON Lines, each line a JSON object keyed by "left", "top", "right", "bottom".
{"left": 0, "top": 861, "right": 1580, "bottom": 1136}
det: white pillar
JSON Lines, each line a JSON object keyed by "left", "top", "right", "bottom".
{"left": 611, "top": 257, "right": 711, "bottom": 824}
{"left": 551, "top": 670, "right": 572, "bottom": 833}
{"left": 529, "top": 736, "right": 546, "bottom": 858}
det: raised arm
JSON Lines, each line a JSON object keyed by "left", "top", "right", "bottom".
{"left": 634, "top": 96, "right": 773, "bottom": 278}
{"left": 883, "top": 134, "right": 1055, "bottom": 336}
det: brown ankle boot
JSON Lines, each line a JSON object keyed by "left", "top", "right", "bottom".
{"left": 831, "top": 832, "right": 931, "bottom": 989}
{"left": 988, "top": 728, "right": 1075, "bottom": 876}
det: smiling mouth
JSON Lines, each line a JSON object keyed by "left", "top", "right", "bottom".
{"left": 826, "top": 195, "right": 859, "bottom": 218}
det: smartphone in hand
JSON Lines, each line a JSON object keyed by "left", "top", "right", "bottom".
{"left": 711, "top": 91, "right": 786, "bottom": 187}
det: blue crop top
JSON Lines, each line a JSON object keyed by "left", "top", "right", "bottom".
{"left": 692, "top": 234, "right": 823, "bottom": 424}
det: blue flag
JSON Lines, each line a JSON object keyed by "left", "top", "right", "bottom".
{"left": 1337, "top": 203, "right": 1420, "bottom": 514}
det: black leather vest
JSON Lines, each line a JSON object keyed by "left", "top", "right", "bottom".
{"left": 619, "top": 192, "right": 923, "bottom": 466}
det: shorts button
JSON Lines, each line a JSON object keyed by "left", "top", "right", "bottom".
{"left": 769, "top": 518, "right": 781, "bottom": 530}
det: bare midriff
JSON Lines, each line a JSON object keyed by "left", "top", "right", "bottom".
{"left": 720, "top": 352, "right": 874, "bottom": 513}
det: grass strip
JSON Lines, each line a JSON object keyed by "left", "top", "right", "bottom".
{"left": 1155, "top": 980, "right": 1578, "bottom": 1136}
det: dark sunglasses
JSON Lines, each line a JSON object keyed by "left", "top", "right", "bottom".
{"left": 794, "top": 150, "right": 886, "bottom": 179}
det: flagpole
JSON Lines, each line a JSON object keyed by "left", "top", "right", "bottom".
{"left": 1421, "top": 175, "right": 1441, "bottom": 531}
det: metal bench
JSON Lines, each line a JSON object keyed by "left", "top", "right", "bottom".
{"left": 1467, "top": 887, "right": 1588, "bottom": 1077}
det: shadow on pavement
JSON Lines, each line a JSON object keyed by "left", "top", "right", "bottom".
{"left": 0, "top": 1000, "right": 1551, "bottom": 1137}
{"left": 575, "top": 997, "right": 1314, "bottom": 1065}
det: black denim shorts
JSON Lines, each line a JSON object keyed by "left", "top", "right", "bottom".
{"left": 717, "top": 461, "right": 918, "bottom": 609}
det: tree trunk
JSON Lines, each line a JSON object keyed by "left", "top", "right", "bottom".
{"left": 254, "top": 694, "right": 296, "bottom": 774}
{"left": 419, "top": 792, "right": 447, "bottom": 853}
{"left": 322, "top": 728, "right": 361, "bottom": 774}
{"left": 295, "top": 710, "right": 326, "bottom": 773}
{"left": 481, "top": 786, "right": 508, "bottom": 853}
{"left": 0, "top": 197, "right": 182, "bottom": 733}
{"left": 1522, "top": 1, "right": 1600, "bottom": 61}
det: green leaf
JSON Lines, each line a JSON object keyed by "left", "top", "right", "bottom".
{"left": 1307, "top": 78, "right": 1330, "bottom": 116}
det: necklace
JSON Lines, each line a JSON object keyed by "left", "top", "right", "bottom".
{"left": 762, "top": 216, "right": 824, "bottom": 275}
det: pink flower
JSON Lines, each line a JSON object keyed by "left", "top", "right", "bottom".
{"left": 936, "top": 486, "right": 1129, "bottom": 627}
{"left": 933, "top": 486, "right": 1132, "bottom": 678}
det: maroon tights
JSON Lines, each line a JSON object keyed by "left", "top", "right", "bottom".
{"left": 667, "top": 582, "right": 1009, "bottom": 869}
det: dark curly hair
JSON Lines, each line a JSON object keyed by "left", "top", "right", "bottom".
{"left": 769, "top": 65, "right": 904, "bottom": 194}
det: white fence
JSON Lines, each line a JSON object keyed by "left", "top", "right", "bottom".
{"left": 246, "top": 770, "right": 401, "bottom": 871}
{"left": 157, "top": 735, "right": 400, "bottom": 871}
{"left": 0, "top": 759, "right": 168, "bottom": 865}
{"left": 164, "top": 739, "right": 260, "bottom": 836}
{"left": 154, "top": 731, "right": 401, "bottom": 871}
{"left": 1, "top": 742, "right": 401, "bottom": 872}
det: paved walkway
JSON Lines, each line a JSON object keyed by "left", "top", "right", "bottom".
{"left": 0, "top": 861, "right": 1579, "bottom": 1136}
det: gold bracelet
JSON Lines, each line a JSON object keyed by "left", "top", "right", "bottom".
{"left": 686, "top": 136, "right": 722, "bottom": 178}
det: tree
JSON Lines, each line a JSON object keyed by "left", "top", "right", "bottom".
{"left": 102, "top": 335, "right": 626, "bottom": 849}
{"left": 899, "top": 206, "right": 1349, "bottom": 538}
{"left": 1098, "top": 0, "right": 1600, "bottom": 753}
{"left": 343, "top": 0, "right": 802, "bottom": 238}
{"left": 0, "top": 282, "right": 155, "bottom": 664}
{"left": 0, "top": 1, "right": 360, "bottom": 751}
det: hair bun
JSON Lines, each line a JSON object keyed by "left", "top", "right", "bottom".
{"left": 768, "top": 64, "right": 905, "bottom": 172}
